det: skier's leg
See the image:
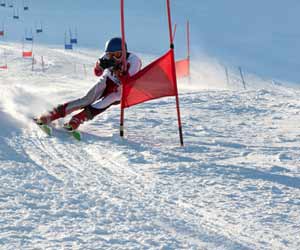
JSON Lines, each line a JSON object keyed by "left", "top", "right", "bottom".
{"left": 37, "top": 75, "right": 108, "bottom": 124}
{"left": 64, "top": 74, "right": 108, "bottom": 114}
{"left": 65, "top": 84, "right": 121, "bottom": 130}
{"left": 36, "top": 103, "right": 67, "bottom": 125}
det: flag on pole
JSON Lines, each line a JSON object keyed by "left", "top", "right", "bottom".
{"left": 120, "top": 0, "right": 184, "bottom": 146}
{"left": 122, "top": 49, "right": 177, "bottom": 108}
{"left": 22, "top": 51, "right": 32, "bottom": 57}
{"left": 175, "top": 58, "right": 190, "bottom": 78}
{"left": 174, "top": 20, "right": 190, "bottom": 79}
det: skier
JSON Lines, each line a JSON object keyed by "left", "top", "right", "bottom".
{"left": 35, "top": 37, "right": 142, "bottom": 131}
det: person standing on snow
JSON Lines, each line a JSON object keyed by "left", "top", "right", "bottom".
{"left": 35, "top": 37, "right": 142, "bottom": 131}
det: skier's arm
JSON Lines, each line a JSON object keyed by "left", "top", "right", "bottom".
{"left": 127, "top": 55, "right": 142, "bottom": 77}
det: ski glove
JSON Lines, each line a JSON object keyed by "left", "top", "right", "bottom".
{"left": 99, "top": 58, "right": 117, "bottom": 69}
{"left": 94, "top": 61, "right": 103, "bottom": 76}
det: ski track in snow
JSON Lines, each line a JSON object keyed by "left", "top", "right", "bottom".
{"left": 1, "top": 43, "right": 300, "bottom": 250}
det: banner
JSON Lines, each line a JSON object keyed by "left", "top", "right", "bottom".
{"left": 122, "top": 49, "right": 177, "bottom": 108}
{"left": 22, "top": 51, "right": 33, "bottom": 57}
{"left": 175, "top": 58, "right": 189, "bottom": 78}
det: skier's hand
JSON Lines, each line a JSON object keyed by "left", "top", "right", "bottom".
{"left": 99, "top": 58, "right": 116, "bottom": 69}
{"left": 94, "top": 61, "right": 103, "bottom": 76}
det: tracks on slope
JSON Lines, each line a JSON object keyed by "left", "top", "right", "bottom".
{"left": 15, "top": 127, "right": 250, "bottom": 249}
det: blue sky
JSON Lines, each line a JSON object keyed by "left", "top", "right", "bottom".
{"left": 1, "top": 0, "right": 299, "bottom": 83}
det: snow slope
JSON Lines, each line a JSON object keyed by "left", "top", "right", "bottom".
{"left": 1, "top": 42, "right": 300, "bottom": 250}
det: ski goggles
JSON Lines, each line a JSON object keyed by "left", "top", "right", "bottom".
{"left": 106, "top": 51, "right": 122, "bottom": 60}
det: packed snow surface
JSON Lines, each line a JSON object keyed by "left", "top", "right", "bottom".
{"left": 0, "top": 43, "right": 300, "bottom": 250}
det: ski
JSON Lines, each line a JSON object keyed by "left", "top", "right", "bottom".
{"left": 63, "top": 123, "right": 82, "bottom": 141}
{"left": 33, "top": 118, "right": 52, "bottom": 136}
{"left": 66, "top": 130, "right": 82, "bottom": 141}
{"left": 33, "top": 118, "right": 81, "bottom": 141}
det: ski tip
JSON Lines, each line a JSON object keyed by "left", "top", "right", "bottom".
{"left": 72, "top": 131, "right": 81, "bottom": 141}
{"left": 41, "top": 124, "right": 52, "bottom": 136}
{"left": 33, "top": 117, "right": 52, "bottom": 136}
{"left": 63, "top": 124, "right": 81, "bottom": 141}
{"left": 33, "top": 117, "right": 43, "bottom": 126}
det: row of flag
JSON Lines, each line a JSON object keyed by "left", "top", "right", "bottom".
{"left": 0, "top": 0, "right": 29, "bottom": 10}
{"left": 1, "top": 0, "right": 79, "bottom": 50}
{"left": 0, "top": 1, "right": 76, "bottom": 62}
{"left": 0, "top": 22, "right": 43, "bottom": 38}
{"left": 0, "top": 0, "right": 29, "bottom": 11}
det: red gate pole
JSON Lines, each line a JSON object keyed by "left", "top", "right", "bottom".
{"left": 172, "top": 23, "right": 177, "bottom": 42}
{"left": 186, "top": 20, "right": 191, "bottom": 81}
{"left": 120, "top": 0, "right": 127, "bottom": 137}
{"left": 166, "top": 0, "right": 173, "bottom": 45}
{"left": 187, "top": 20, "right": 190, "bottom": 59}
{"left": 166, "top": 0, "right": 184, "bottom": 146}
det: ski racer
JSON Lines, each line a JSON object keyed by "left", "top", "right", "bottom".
{"left": 35, "top": 37, "right": 142, "bottom": 131}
